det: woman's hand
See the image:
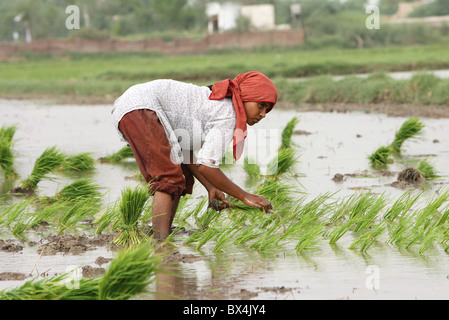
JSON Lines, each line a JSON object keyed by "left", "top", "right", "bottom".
{"left": 242, "top": 193, "right": 272, "bottom": 212}
{"left": 208, "top": 187, "right": 230, "bottom": 211}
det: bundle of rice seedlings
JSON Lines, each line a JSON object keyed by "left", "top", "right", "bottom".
{"left": 0, "top": 273, "right": 99, "bottom": 300}
{"left": 368, "top": 118, "right": 424, "bottom": 166}
{"left": 112, "top": 186, "right": 151, "bottom": 246}
{"left": 0, "top": 124, "right": 18, "bottom": 179}
{"left": 280, "top": 117, "right": 299, "bottom": 150}
{"left": 390, "top": 117, "right": 425, "bottom": 154}
{"left": 266, "top": 147, "right": 298, "bottom": 179}
{"left": 417, "top": 158, "right": 439, "bottom": 180}
{"left": 368, "top": 146, "right": 393, "bottom": 166}
{"left": 56, "top": 178, "right": 103, "bottom": 202}
{"left": 59, "top": 152, "right": 96, "bottom": 172}
{"left": 0, "top": 242, "right": 162, "bottom": 300}
{"left": 99, "top": 145, "right": 134, "bottom": 163}
{"left": 12, "top": 146, "right": 65, "bottom": 194}
{"left": 97, "top": 241, "right": 161, "bottom": 300}
{"left": 55, "top": 198, "right": 104, "bottom": 234}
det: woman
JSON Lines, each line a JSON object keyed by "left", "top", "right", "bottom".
{"left": 112, "top": 71, "right": 278, "bottom": 240}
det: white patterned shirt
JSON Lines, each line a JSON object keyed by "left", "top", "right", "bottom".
{"left": 112, "top": 79, "right": 236, "bottom": 168}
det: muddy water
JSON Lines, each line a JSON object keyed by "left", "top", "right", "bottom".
{"left": 1, "top": 99, "right": 449, "bottom": 299}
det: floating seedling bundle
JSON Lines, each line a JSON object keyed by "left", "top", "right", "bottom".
{"left": 10, "top": 145, "right": 97, "bottom": 195}
{"left": 369, "top": 117, "right": 425, "bottom": 167}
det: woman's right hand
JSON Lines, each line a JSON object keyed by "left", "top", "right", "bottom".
{"left": 242, "top": 193, "right": 272, "bottom": 212}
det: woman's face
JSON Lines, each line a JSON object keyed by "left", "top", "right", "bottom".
{"left": 243, "top": 101, "right": 274, "bottom": 126}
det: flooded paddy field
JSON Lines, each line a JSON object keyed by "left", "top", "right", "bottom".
{"left": 1, "top": 99, "right": 449, "bottom": 300}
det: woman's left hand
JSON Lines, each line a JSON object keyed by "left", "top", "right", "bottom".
{"left": 208, "top": 187, "right": 230, "bottom": 211}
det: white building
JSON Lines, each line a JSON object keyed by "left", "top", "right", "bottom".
{"left": 206, "top": 2, "right": 282, "bottom": 33}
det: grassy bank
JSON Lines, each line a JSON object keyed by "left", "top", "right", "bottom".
{"left": 1, "top": 44, "right": 449, "bottom": 104}
{"left": 278, "top": 72, "right": 449, "bottom": 106}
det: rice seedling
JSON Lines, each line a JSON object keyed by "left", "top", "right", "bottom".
{"left": 280, "top": 117, "right": 299, "bottom": 150}
{"left": 328, "top": 191, "right": 383, "bottom": 244}
{"left": 54, "top": 198, "right": 104, "bottom": 234}
{"left": 38, "top": 179, "right": 103, "bottom": 206}
{"left": 383, "top": 190, "right": 421, "bottom": 223}
{"left": 55, "top": 178, "right": 103, "bottom": 202}
{"left": 12, "top": 146, "right": 66, "bottom": 194}
{"left": 368, "top": 118, "right": 425, "bottom": 166}
{"left": 368, "top": 146, "right": 393, "bottom": 166}
{"left": 349, "top": 222, "right": 387, "bottom": 253}
{"left": 266, "top": 147, "right": 298, "bottom": 179}
{"left": 97, "top": 241, "right": 161, "bottom": 300}
{"left": 417, "top": 158, "right": 439, "bottom": 180}
{"left": 353, "top": 193, "right": 388, "bottom": 233}
{"left": 390, "top": 117, "right": 424, "bottom": 154}
{"left": 196, "top": 206, "right": 222, "bottom": 231}
{"left": 212, "top": 222, "right": 241, "bottom": 253}
{"left": 402, "top": 189, "right": 449, "bottom": 252}
{"left": 102, "top": 185, "right": 151, "bottom": 246}
{"left": 0, "top": 124, "right": 18, "bottom": 179}
{"left": 243, "top": 157, "right": 261, "bottom": 179}
{"left": 59, "top": 152, "right": 96, "bottom": 172}
{"left": 95, "top": 201, "right": 122, "bottom": 235}
{"left": 174, "top": 196, "right": 207, "bottom": 226}
{"left": 0, "top": 272, "right": 99, "bottom": 300}
{"left": 99, "top": 145, "right": 134, "bottom": 163}
{"left": 0, "top": 242, "right": 162, "bottom": 300}
{"left": 0, "top": 197, "right": 35, "bottom": 229}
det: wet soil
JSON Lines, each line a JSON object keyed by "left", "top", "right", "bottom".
{"left": 0, "top": 239, "right": 23, "bottom": 253}
{"left": 280, "top": 102, "right": 449, "bottom": 119}
{"left": 0, "top": 272, "right": 27, "bottom": 281}
{"left": 36, "top": 233, "right": 117, "bottom": 256}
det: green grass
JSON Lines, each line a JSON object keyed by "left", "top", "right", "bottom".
{"left": 2, "top": 44, "right": 449, "bottom": 103}
{"left": 277, "top": 72, "right": 449, "bottom": 106}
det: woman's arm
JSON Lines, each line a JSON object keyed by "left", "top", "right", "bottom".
{"left": 184, "top": 151, "right": 271, "bottom": 211}
{"left": 197, "top": 164, "right": 272, "bottom": 212}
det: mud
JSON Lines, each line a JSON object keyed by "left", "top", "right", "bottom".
{"left": 0, "top": 239, "right": 23, "bottom": 253}
{"left": 164, "top": 252, "right": 206, "bottom": 264}
{"left": 0, "top": 272, "right": 27, "bottom": 281}
{"left": 281, "top": 102, "right": 449, "bottom": 119}
{"left": 36, "top": 233, "right": 117, "bottom": 256}
{"left": 81, "top": 265, "right": 105, "bottom": 278}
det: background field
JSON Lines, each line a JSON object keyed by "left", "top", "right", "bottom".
{"left": 1, "top": 44, "right": 449, "bottom": 106}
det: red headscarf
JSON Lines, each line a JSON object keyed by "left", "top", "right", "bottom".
{"left": 209, "top": 71, "right": 278, "bottom": 160}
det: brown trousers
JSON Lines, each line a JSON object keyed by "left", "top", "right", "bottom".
{"left": 118, "top": 109, "right": 194, "bottom": 198}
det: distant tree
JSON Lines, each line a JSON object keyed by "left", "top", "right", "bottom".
{"left": 408, "top": 0, "right": 449, "bottom": 17}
